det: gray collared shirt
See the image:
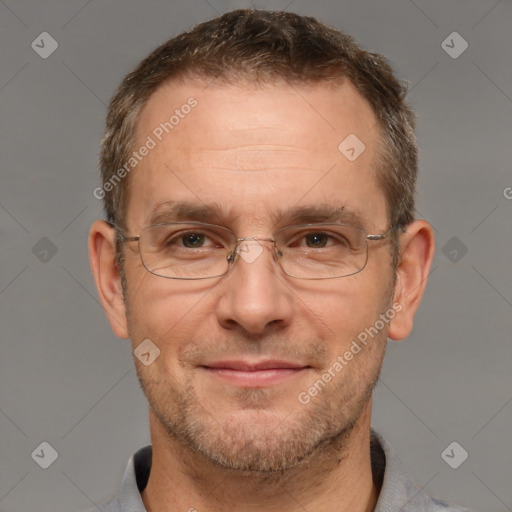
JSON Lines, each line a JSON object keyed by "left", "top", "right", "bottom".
{"left": 81, "top": 431, "right": 472, "bottom": 512}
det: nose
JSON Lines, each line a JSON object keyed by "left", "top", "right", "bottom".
{"left": 215, "top": 239, "right": 294, "bottom": 335}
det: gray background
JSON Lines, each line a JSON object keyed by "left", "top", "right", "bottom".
{"left": 0, "top": 0, "right": 511, "bottom": 511}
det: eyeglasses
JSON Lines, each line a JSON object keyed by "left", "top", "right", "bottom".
{"left": 113, "top": 222, "right": 396, "bottom": 280}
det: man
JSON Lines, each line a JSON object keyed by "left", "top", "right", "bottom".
{"left": 87, "top": 9, "right": 470, "bottom": 512}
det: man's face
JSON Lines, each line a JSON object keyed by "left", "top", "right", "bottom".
{"left": 121, "top": 79, "right": 395, "bottom": 471}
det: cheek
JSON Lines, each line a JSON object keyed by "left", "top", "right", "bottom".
{"left": 299, "top": 277, "right": 389, "bottom": 348}
{"left": 124, "top": 272, "right": 218, "bottom": 359}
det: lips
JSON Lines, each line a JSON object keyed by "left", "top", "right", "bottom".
{"left": 201, "top": 360, "right": 310, "bottom": 387}
{"left": 204, "top": 360, "right": 307, "bottom": 371}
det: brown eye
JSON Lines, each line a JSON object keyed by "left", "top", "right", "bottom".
{"left": 181, "top": 233, "right": 205, "bottom": 248}
{"left": 304, "top": 232, "right": 329, "bottom": 248}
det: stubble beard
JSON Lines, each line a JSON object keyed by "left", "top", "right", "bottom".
{"left": 135, "top": 342, "right": 385, "bottom": 474}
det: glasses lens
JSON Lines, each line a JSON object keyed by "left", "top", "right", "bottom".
{"left": 136, "top": 223, "right": 369, "bottom": 280}
{"left": 276, "top": 224, "right": 368, "bottom": 279}
{"left": 139, "top": 223, "right": 234, "bottom": 279}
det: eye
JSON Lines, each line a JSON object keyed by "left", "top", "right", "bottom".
{"left": 181, "top": 232, "right": 207, "bottom": 248}
{"left": 145, "top": 224, "right": 231, "bottom": 254}
{"left": 285, "top": 228, "right": 353, "bottom": 251}
{"left": 167, "top": 230, "right": 224, "bottom": 250}
{"left": 303, "top": 232, "right": 331, "bottom": 248}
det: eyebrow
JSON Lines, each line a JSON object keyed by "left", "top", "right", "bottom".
{"left": 275, "top": 205, "right": 366, "bottom": 228}
{"left": 145, "top": 201, "right": 367, "bottom": 229}
{"left": 146, "top": 200, "right": 227, "bottom": 226}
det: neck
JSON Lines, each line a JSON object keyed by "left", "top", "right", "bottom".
{"left": 141, "top": 402, "right": 379, "bottom": 512}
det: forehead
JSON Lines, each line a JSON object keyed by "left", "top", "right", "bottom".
{"left": 127, "top": 78, "right": 387, "bottom": 231}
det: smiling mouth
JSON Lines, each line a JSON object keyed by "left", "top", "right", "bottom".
{"left": 200, "top": 360, "right": 310, "bottom": 387}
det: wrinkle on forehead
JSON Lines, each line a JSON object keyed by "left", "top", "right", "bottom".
{"left": 179, "top": 146, "right": 331, "bottom": 174}
{"left": 135, "top": 78, "right": 377, "bottom": 153}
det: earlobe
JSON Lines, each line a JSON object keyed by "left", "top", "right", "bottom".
{"left": 387, "top": 220, "right": 435, "bottom": 342}
{"left": 88, "top": 220, "right": 130, "bottom": 339}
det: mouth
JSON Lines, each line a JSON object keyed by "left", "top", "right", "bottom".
{"left": 200, "top": 360, "right": 311, "bottom": 387}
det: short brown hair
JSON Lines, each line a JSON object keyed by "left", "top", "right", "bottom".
{"left": 100, "top": 9, "right": 417, "bottom": 261}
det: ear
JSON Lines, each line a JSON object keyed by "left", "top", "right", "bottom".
{"left": 387, "top": 219, "right": 435, "bottom": 341}
{"left": 88, "top": 220, "right": 130, "bottom": 339}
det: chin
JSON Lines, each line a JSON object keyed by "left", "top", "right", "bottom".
{"left": 155, "top": 392, "right": 362, "bottom": 472}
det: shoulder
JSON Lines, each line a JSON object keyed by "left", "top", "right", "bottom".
{"left": 407, "top": 487, "right": 475, "bottom": 511}
{"left": 77, "top": 497, "right": 122, "bottom": 512}
{"left": 371, "top": 430, "right": 475, "bottom": 512}
{"left": 423, "top": 496, "right": 474, "bottom": 511}
{"left": 74, "top": 445, "right": 152, "bottom": 512}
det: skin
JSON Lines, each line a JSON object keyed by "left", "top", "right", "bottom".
{"left": 89, "top": 78, "right": 435, "bottom": 512}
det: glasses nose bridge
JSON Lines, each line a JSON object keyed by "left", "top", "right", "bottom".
{"left": 235, "top": 235, "right": 276, "bottom": 244}
{"left": 229, "top": 236, "right": 281, "bottom": 265}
